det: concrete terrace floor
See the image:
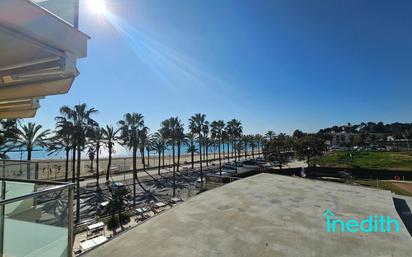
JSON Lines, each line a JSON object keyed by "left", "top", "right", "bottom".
{"left": 84, "top": 174, "right": 412, "bottom": 257}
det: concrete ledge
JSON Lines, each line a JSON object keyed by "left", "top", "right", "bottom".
{"left": 84, "top": 174, "right": 412, "bottom": 257}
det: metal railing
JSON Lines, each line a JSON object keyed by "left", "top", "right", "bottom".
{"left": 0, "top": 160, "right": 38, "bottom": 180}
{"left": 0, "top": 178, "right": 74, "bottom": 257}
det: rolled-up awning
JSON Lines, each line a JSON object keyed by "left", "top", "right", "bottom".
{"left": 0, "top": 0, "right": 89, "bottom": 118}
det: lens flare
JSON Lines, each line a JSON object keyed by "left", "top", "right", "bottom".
{"left": 88, "top": 0, "right": 107, "bottom": 15}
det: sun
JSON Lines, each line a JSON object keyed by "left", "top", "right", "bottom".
{"left": 88, "top": 0, "right": 107, "bottom": 15}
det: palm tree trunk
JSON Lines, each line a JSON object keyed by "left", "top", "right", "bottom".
{"left": 146, "top": 149, "right": 150, "bottom": 166}
{"left": 134, "top": 147, "right": 147, "bottom": 194}
{"left": 206, "top": 145, "right": 209, "bottom": 166}
{"left": 158, "top": 151, "right": 161, "bottom": 175}
{"left": 177, "top": 142, "right": 181, "bottom": 172}
{"left": 162, "top": 149, "right": 165, "bottom": 168}
{"left": 106, "top": 144, "right": 112, "bottom": 181}
{"left": 141, "top": 148, "right": 146, "bottom": 173}
{"left": 132, "top": 147, "right": 137, "bottom": 206}
{"left": 234, "top": 140, "right": 238, "bottom": 173}
{"left": 72, "top": 146, "right": 76, "bottom": 183}
{"left": 191, "top": 146, "right": 194, "bottom": 169}
{"left": 76, "top": 144, "right": 81, "bottom": 224}
{"left": 172, "top": 143, "right": 176, "bottom": 197}
{"left": 226, "top": 143, "right": 230, "bottom": 162}
{"left": 96, "top": 143, "right": 100, "bottom": 189}
{"left": 199, "top": 137, "right": 203, "bottom": 182}
{"left": 65, "top": 149, "right": 69, "bottom": 182}
{"left": 218, "top": 142, "right": 222, "bottom": 175}
{"left": 222, "top": 142, "right": 225, "bottom": 163}
{"left": 27, "top": 145, "right": 32, "bottom": 161}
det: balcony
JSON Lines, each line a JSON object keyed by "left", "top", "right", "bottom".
{"left": 0, "top": 0, "right": 89, "bottom": 119}
{"left": 0, "top": 161, "right": 74, "bottom": 257}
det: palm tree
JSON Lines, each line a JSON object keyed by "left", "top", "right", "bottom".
{"left": 211, "top": 120, "right": 225, "bottom": 175}
{"left": 138, "top": 126, "right": 150, "bottom": 175}
{"left": 89, "top": 126, "right": 103, "bottom": 188}
{"left": 158, "top": 127, "right": 168, "bottom": 168}
{"left": 118, "top": 113, "right": 148, "bottom": 206}
{"left": 161, "top": 117, "right": 184, "bottom": 197}
{"left": 250, "top": 136, "right": 257, "bottom": 158}
{"left": 175, "top": 122, "right": 185, "bottom": 173}
{"left": 55, "top": 116, "right": 77, "bottom": 183}
{"left": 226, "top": 119, "right": 243, "bottom": 170}
{"left": 255, "top": 134, "right": 264, "bottom": 156}
{"left": 152, "top": 131, "right": 166, "bottom": 175}
{"left": 185, "top": 132, "right": 197, "bottom": 169}
{"left": 87, "top": 146, "right": 95, "bottom": 172}
{"left": 48, "top": 118, "right": 73, "bottom": 181}
{"left": 59, "top": 104, "right": 98, "bottom": 223}
{"left": 16, "top": 122, "right": 50, "bottom": 161}
{"left": 241, "top": 135, "right": 250, "bottom": 159}
{"left": 0, "top": 119, "right": 18, "bottom": 159}
{"left": 146, "top": 140, "right": 153, "bottom": 167}
{"left": 102, "top": 125, "right": 120, "bottom": 181}
{"left": 222, "top": 130, "right": 230, "bottom": 162}
{"left": 265, "top": 130, "right": 275, "bottom": 141}
{"left": 202, "top": 123, "right": 210, "bottom": 166}
{"left": 189, "top": 113, "right": 207, "bottom": 182}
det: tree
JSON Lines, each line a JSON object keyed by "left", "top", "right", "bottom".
{"left": 138, "top": 126, "right": 150, "bottom": 175}
{"left": 241, "top": 135, "right": 250, "bottom": 159}
{"left": 89, "top": 127, "right": 103, "bottom": 188}
{"left": 102, "top": 125, "right": 120, "bottom": 181}
{"left": 55, "top": 116, "right": 76, "bottom": 183}
{"left": 87, "top": 146, "right": 95, "bottom": 173}
{"left": 265, "top": 130, "right": 275, "bottom": 141}
{"left": 211, "top": 120, "right": 225, "bottom": 174}
{"left": 189, "top": 113, "right": 207, "bottom": 182}
{"left": 0, "top": 119, "right": 18, "bottom": 159}
{"left": 49, "top": 117, "right": 74, "bottom": 181}
{"left": 226, "top": 119, "right": 243, "bottom": 165}
{"left": 152, "top": 131, "right": 166, "bottom": 175}
{"left": 185, "top": 132, "right": 197, "bottom": 169}
{"left": 222, "top": 130, "right": 230, "bottom": 162}
{"left": 16, "top": 122, "right": 50, "bottom": 161}
{"left": 59, "top": 104, "right": 98, "bottom": 224}
{"left": 254, "top": 134, "right": 264, "bottom": 156}
{"left": 263, "top": 133, "right": 292, "bottom": 169}
{"left": 202, "top": 123, "right": 210, "bottom": 166}
{"left": 294, "top": 135, "right": 326, "bottom": 167}
{"left": 162, "top": 117, "right": 184, "bottom": 197}
{"left": 106, "top": 187, "right": 130, "bottom": 235}
{"left": 118, "top": 113, "right": 148, "bottom": 206}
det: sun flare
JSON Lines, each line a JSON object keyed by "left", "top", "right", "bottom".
{"left": 88, "top": 0, "right": 107, "bottom": 15}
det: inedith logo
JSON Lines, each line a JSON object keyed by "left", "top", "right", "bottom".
{"left": 323, "top": 210, "right": 400, "bottom": 233}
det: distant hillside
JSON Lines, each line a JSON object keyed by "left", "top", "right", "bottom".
{"left": 318, "top": 122, "right": 412, "bottom": 139}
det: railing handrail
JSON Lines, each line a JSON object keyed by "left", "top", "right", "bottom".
{"left": 0, "top": 160, "right": 36, "bottom": 164}
{"left": 0, "top": 177, "right": 68, "bottom": 185}
{"left": 0, "top": 181, "right": 74, "bottom": 206}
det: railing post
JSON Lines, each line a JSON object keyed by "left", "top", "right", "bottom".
{"left": 35, "top": 162, "right": 39, "bottom": 180}
{"left": 1, "top": 161, "right": 5, "bottom": 178}
{"left": 68, "top": 187, "right": 74, "bottom": 257}
{"left": 0, "top": 180, "right": 7, "bottom": 257}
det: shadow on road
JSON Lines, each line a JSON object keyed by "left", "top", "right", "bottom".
{"left": 393, "top": 197, "right": 412, "bottom": 237}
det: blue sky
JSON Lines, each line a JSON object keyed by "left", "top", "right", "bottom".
{"left": 26, "top": 0, "right": 412, "bottom": 134}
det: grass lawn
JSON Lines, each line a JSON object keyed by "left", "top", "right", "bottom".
{"left": 315, "top": 151, "right": 412, "bottom": 171}
{"left": 353, "top": 179, "right": 412, "bottom": 197}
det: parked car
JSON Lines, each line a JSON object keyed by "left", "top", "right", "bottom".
{"left": 109, "top": 182, "right": 126, "bottom": 192}
{"left": 195, "top": 177, "right": 204, "bottom": 188}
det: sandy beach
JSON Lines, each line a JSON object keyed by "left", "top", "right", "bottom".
{"left": 36, "top": 151, "right": 260, "bottom": 180}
